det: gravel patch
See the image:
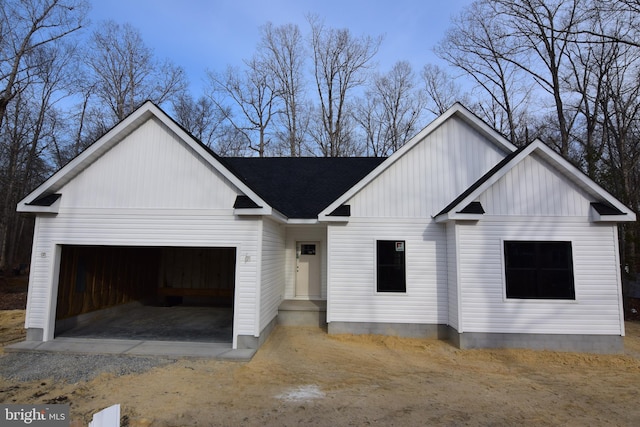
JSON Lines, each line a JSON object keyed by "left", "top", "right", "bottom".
{"left": 0, "top": 353, "right": 176, "bottom": 383}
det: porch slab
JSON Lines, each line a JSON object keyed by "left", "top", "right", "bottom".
{"left": 278, "top": 299, "right": 327, "bottom": 327}
{"left": 278, "top": 299, "right": 326, "bottom": 311}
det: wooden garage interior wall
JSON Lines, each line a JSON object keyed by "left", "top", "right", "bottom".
{"left": 56, "top": 246, "right": 236, "bottom": 319}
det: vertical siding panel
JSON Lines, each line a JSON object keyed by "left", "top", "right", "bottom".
{"left": 349, "top": 117, "right": 508, "bottom": 218}
{"left": 59, "top": 118, "right": 240, "bottom": 210}
{"left": 480, "top": 155, "right": 591, "bottom": 217}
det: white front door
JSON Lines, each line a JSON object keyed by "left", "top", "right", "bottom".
{"left": 295, "top": 242, "right": 321, "bottom": 298}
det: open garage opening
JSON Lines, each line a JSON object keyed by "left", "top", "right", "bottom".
{"left": 53, "top": 245, "right": 236, "bottom": 343}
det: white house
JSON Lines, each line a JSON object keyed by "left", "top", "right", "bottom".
{"left": 17, "top": 101, "right": 636, "bottom": 353}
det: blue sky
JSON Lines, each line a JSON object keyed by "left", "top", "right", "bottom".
{"left": 88, "top": 0, "right": 471, "bottom": 95}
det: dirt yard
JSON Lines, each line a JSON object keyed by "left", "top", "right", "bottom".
{"left": 0, "top": 309, "right": 639, "bottom": 426}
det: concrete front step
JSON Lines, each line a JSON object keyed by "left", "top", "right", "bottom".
{"left": 278, "top": 299, "right": 327, "bottom": 327}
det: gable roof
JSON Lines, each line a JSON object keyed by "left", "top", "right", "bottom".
{"left": 19, "top": 101, "right": 633, "bottom": 225}
{"left": 435, "top": 139, "right": 636, "bottom": 222}
{"left": 318, "top": 103, "right": 518, "bottom": 220}
{"left": 221, "top": 157, "right": 385, "bottom": 219}
{"left": 17, "top": 101, "right": 274, "bottom": 216}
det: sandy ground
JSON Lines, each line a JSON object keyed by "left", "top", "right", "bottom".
{"left": 1, "top": 311, "right": 640, "bottom": 426}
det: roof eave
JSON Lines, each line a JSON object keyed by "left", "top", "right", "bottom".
{"left": 318, "top": 214, "right": 350, "bottom": 223}
{"left": 434, "top": 212, "right": 483, "bottom": 223}
{"left": 287, "top": 218, "right": 321, "bottom": 225}
{"left": 234, "top": 207, "right": 273, "bottom": 216}
{"left": 17, "top": 202, "right": 60, "bottom": 214}
{"left": 590, "top": 206, "right": 636, "bottom": 223}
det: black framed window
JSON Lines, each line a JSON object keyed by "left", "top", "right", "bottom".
{"left": 377, "top": 240, "right": 406, "bottom": 292}
{"left": 504, "top": 241, "right": 575, "bottom": 299}
{"left": 301, "top": 244, "right": 316, "bottom": 255}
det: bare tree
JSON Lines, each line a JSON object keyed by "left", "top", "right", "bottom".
{"left": 436, "top": 1, "right": 530, "bottom": 145}
{"left": 214, "top": 124, "right": 252, "bottom": 157}
{"left": 355, "top": 61, "right": 423, "bottom": 156}
{"left": 599, "top": 47, "right": 640, "bottom": 208}
{"left": 207, "top": 57, "right": 279, "bottom": 157}
{"left": 86, "top": 21, "right": 187, "bottom": 123}
{"left": 597, "top": 42, "right": 640, "bottom": 275}
{"left": 258, "top": 22, "right": 308, "bottom": 156}
{"left": 544, "top": 1, "right": 640, "bottom": 48}
{"left": 353, "top": 93, "right": 386, "bottom": 157}
{"left": 172, "top": 94, "right": 224, "bottom": 149}
{"left": 308, "top": 15, "right": 382, "bottom": 156}
{"left": 0, "top": 0, "right": 88, "bottom": 129}
{"left": 485, "top": 0, "right": 586, "bottom": 155}
{"left": 563, "top": 15, "right": 624, "bottom": 179}
{"left": 421, "top": 64, "right": 469, "bottom": 116}
{"left": 0, "top": 43, "right": 74, "bottom": 270}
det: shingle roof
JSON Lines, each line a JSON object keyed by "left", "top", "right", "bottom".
{"left": 220, "top": 157, "right": 386, "bottom": 218}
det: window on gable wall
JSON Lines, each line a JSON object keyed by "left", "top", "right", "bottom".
{"left": 377, "top": 240, "right": 406, "bottom": 292}
{"left": 504, "top": 241, "right": 575, "bottom": 299}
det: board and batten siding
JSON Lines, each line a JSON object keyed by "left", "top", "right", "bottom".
{"left": 327, "top": 219, "right": 448, "bottom": 324}
{"left": 479, "top": 154, "right": 591, "bottom": 216}
{"left": 456, "top": 218, "right": 623, "bottom": 335}
{"left": 57, "top": 117, "right": 239, "bottom": 210}
{"left": 259, "top": 218, "right": 286, "bottom": 333}
{"left": 24, "top": 116, "right": 263, "bottom": 347}
{"left": 348, "top": 116, "right": 509, "bottom": 218}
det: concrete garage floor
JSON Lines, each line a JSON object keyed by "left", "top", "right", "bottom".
{"left": 58, "top": 305, "right": 233, "bottom": 343}
{"left": 8, "top": 304, "right": 256, "bottom": 360}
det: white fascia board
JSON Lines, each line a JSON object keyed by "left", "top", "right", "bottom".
{"left": 434, "top": 213, "right": 453, "bottom": 223}
{"left": 17, "top": 201, "right": 60, "bottom": 214}
{"left": 287, "top": 218, "right": 321, "bottom": 225}
{"left": 434, "top": 213, "right": 483, "bottom": 223}
{"left": 592, "top": 213, "right": 634, "bottom": 222}
{"left": 590, "top": 206, "right": 635, "bottom": 223}
{"left": 234, "top": 207, "right": 273, "bottom": 216}
{"left": 317, "top": 214, "right": 350, "bottom": 222}
{"left": 318, "top": 103, "right": 517, "bottom": 218}
{"left": 234, "top": 208, "right": 290, "bottom": 225}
